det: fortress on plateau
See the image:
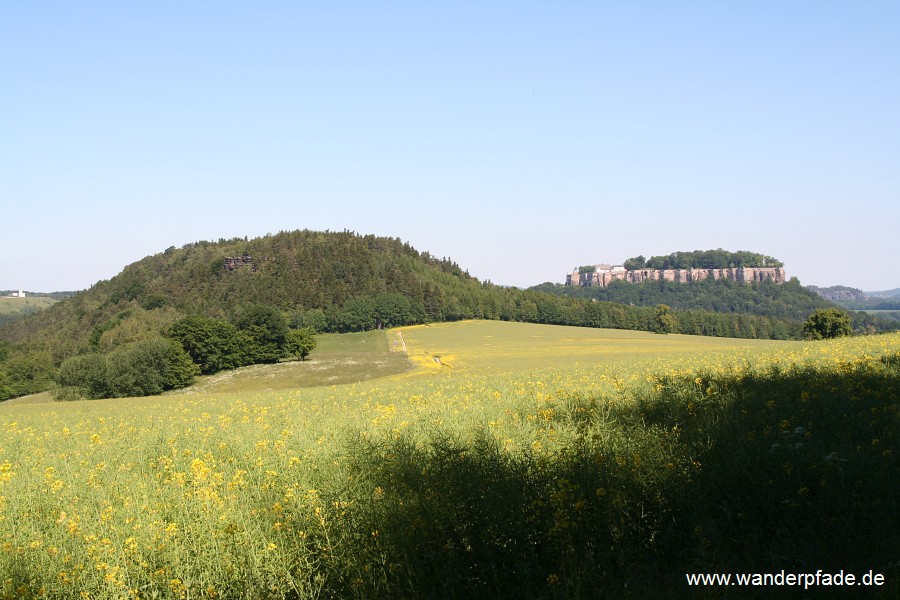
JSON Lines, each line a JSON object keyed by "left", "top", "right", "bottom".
{"left": 566, "top": 264, "right": 786, "bottom": 287}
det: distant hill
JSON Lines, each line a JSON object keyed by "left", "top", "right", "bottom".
{"left": 538, "top": 278, "right": 831, "bottom": 320}
{"left": 0, "top": 295, "right": 59, "bottom": 327}
{"left": 809, "top": 285, "right": 900, "bottom": 311}
{"left": 534, "top": 277, "right": 899, "bottom": 334}
{"left": 807, "top": 285, "right": 868, "bottom": 304}
{"left": 866, "top": 288, "right": 900, "bottom": 298}
{"left": 1, "top": 291, "right": 76, "bottom": 301}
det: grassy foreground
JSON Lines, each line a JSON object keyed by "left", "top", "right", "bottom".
{"left": 0, "top": 323, "right": 897, "bottom": 598}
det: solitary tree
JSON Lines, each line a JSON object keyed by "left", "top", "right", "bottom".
{"left": 654, "top": 304, "right": 678, "bottom": 334}
{"left": 284, "top": 327, "right": 317, "bottom": 361}
{"left": 803, "top": 308, "right": 852, "bottom": 340}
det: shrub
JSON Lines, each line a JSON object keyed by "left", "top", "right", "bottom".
{"left": 54, "top": 338, "right": 197, "bottom": 399}
{"left": 0, "top": 349, "right": 55, "bottom": 400}
{"left": 55, "top": 353, "right": 108, "bottom": 400}
{"left": 105, "top": 338, "right": 198, "bottom": 397}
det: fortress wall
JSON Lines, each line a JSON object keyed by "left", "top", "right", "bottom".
{"left": 570, "top": 266, "right": 785, "bottom": 287}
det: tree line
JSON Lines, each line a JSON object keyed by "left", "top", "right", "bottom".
{"left": 0, "top": 287, "right": 804, "bottom": 401}
{"left": 533, "top": 277, "right": 900, "bottom": 334}
{"left": 53, "top": 305, "right": 317, "bottom": 400}
{"left": 622, "top": 249, "right": 783, "bottom": 270}
{"left": 535, "top": 278, "right": 831, "bottom": 321}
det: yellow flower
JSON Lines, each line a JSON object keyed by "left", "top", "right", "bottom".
{"left": 190, "top": 458, "right": 211, "bottom": 482}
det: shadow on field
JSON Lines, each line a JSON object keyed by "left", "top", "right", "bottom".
{"left": 329, "top": 353, "right": 899, "bottom": 599}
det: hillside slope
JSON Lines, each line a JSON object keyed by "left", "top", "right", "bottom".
{"left": 809, "top": 285, "right": 900, "bottom": 311}
{"left": 534, "top": 277, "right": 830, "bottom": 320}
{"left": 1, "top": 230, "right": 486, "bottom": 353}
{"left": 533, "top": 277, "right": 899, "bottom": 333}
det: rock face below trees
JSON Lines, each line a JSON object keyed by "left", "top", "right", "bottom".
{"left": 567, "top": 267, "right": 786, "bottom": 287}
{"left": 223, "top": 256, "right": 256, "bottom": 272}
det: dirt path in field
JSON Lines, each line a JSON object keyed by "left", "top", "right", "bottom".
{"left": 393, "top": 329, "right": 451, "bottom": 369}
{"left": 0, "top": 391, "right": 54, "bottom": 406}
{"left": 394, "top": 331, "right": 408, "bottom": 353}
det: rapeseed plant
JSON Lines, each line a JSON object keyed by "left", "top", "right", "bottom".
{"left": 0, "top": 326, "right": 895, "bottom": 598}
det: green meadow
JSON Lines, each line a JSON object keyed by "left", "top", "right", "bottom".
{"left": 0, "top": 297, "right": 56, "bottom": 319}
{"left": 179, "top": 330, "right": 411, "bottom": 396}
{"left": 0, "top": 322, "right": 897, "bottom": 598}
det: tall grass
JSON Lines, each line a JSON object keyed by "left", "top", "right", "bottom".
{"left": 331, "top": 350, "right": 899, "bottom": 598}
{"left": 0, "top": 327, "right": 896, "bottom": 598}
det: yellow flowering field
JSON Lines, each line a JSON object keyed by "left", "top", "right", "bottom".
{"left": 0, "top": 322, "right": 897, "bottom": 598}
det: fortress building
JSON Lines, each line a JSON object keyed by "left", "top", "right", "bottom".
{"left": 566, "top": 264, "right": 786, "bottom": 287}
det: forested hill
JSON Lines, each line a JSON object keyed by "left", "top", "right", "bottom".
{"left": 1, "top": 231, "right": 478, "bottom": 349}
{"left": 530, "top": 278, "right": 898, "bottom": 333}
{"left": 533, "top": 278, "right": 826, "bottom": 320}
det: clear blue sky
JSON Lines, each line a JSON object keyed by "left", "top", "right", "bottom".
{"left": 2, "top": 1, "right": 898, "bottom": 292}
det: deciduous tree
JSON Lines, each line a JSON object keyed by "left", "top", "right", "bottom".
{"left": 654, "top": 304, "right": 678, "bottom": 334}
{"left": 284, "top": 328, "right": 317, "bottom": 361}
{"left": 803, "top": 308, "right": 852, "bottom": 340}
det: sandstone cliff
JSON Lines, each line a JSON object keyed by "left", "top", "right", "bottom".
{"left": 566, "top": 266, "right": 786, "bottom": 287}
